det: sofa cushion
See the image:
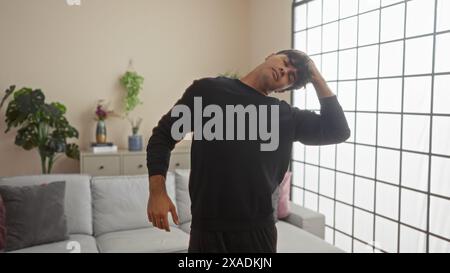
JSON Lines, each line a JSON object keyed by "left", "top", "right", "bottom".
{"left": 96, "top": 227, "right": 189, "bottom": 253}
{"left": 8, "top": 234, "right": 98, "bottom": 253}
{"left": 174, "top": 169, "right": 192, "bottom": 224}
{"left": 0, "top": 181, "right": 68, "bottom": 251}
{"left": 0, "top": 194, "right": 6, "bottom": 251}
{"left": 276, "top": 221, "right": 344, "bottom": 253}
{"left": 0, "top": 175, "right": 93, "bottom": 235}
{"left": 91, "top": 174, "right": 177, "bottom": 236}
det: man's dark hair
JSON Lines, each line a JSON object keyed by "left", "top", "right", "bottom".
{"left": 276, "top": 49, "right": 312, "bottom": 90}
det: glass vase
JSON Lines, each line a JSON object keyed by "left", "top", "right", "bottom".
{"left": 96, "top": 120, "right": 107, "bottom": 143}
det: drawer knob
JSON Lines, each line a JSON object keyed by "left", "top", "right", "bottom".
{"left": 138, "top": 164, "right": 143, "bottom": 169}
{"left": 99, "top": 165, "right": 104, "bottom": 170}
{"left": 175, "top": 163, "right": 180, "bottom": 167}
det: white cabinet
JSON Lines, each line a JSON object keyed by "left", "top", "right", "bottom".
{"left": 80, "top": 145, "right": 190, "bottom": 176}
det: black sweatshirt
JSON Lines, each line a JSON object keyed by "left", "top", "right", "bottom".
{"left": 147, "top": 76, "right": 350, "bottom": 231}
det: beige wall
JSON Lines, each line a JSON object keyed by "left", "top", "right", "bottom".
{"left": 249, "top": 0, "right": 292, "bottom": 103}
{"left": 0, "top": 0, "right": 292, "bottom": 176}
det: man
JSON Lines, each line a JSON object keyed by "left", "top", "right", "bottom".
{"left": 146, "top": 49, "right": 350, "bottom": 253}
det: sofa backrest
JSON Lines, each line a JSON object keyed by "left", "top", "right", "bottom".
{"left": 91, "top": 173, "right": 177, "bottom": 236}
{"left": 0, "top": 174, "right": 93, "bottom": 235}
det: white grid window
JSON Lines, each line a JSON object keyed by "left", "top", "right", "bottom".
{"left": 292, "top": 0, "right": 450, "bottom": 253}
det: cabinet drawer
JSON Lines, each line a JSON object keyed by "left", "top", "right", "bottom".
{"left": 123, "top": 155, "right": 147, "bottom": 175}
{"left": 83, "top": 155, "right": 121, "bottom": 176}
{"left": 168, "top": 153, "right": 190, "bottom": 171}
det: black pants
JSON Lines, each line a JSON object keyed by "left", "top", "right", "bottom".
{"left": 188, "top": 224, "right": 277, "bottom": 253}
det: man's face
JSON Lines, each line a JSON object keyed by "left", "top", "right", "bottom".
{"left": 259, "top": 54, "right": 298, "bottom": 94}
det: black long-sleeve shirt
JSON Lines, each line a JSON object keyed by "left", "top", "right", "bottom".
{"left": 147, "top": 76, "right": 350, "bottom": 231}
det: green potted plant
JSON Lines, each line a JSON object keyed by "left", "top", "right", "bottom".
{"left": 1, "top": 85, "right": 80, "bottom": 174}
{"left": 120, "top": 71, "right": 144, "bottom": 151}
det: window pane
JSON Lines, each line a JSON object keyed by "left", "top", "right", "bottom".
{"left": 335, "top": 231, "right": 353, "bottom": 252}
{"left": 406, "top": 0, "right": 435, "bottom": 37}
{"left": 292, "top": 187, "right": 304, "bottom": 206}
{"left": 432, "top": 116, "right": 450, "bottom": 156}
{"left": 294, "top": 31, "right": 307, "bottom": 52}
{"left": 380, "top": 41, "right": 403, "bottom": 77}
{"left": 354, "top": 208, "right": 374, "bottom": 243}
{"left": 380, "top": 3, "right": 405, "bottom": 42}
{"left": 339, "top": 49, "right": 357, "bottom": 80}
{"left": 360, "top": 0, "right": 380, "bottom": 13}
{"left": 320, "top": 144, "right": 336, "bottom": 169}
{"left": 359, "top": 10, "right": 380, "bottom": 46}
{"left": 345, "top": 112, "right": 355, "bottom": 143}
{"left": 403, "top": 76, "right": 432, "bottom": 113}
{"left": 305, "top": 191, "right": 319, "bottom": 211}
{"left": 355, "top": 177, "right": 375, "bottom": 211}
{"left": 340, "top": 0, "right": 359, "bottom": 18}
{"left": 292, "top": 141, "right": 305, "bottom": 162}
{"left": 381, "top": 0, "right": 403, "bottom": 7}
{"left": 337, "top": 143, "right": 355, "bottom": 173}
{"left": 307, "top": 27, "right": 322, "bottom": 55}
{"left": 325, "top": 227, "right": 334, "bottom": 245}
{"left": 335, "top": 202, "right": 353, "bottom": 235}
{"left": 292, "top": 161, "right": 304, "bottom": 187}
{"left": 319, "top": 196, "right": 335, "bottom": 226}
{"left": 307, "top": 0, "right": 322, "bottom": 28}
{"left": 355, "top": 145, "right": 375, "bottom": 177}
{"left": 336, "top": 172, "right": 354, "bottom": 204}
{"left": 357, "top": 79, "right": 377, "bottom": 111}
{"left": 378, "top": 113, "right": 401, "bottom": 149}
{"left": 437, "top": 0, "right": 450, "bottom": 32}
{"left": 356, "top": 113, "right": 377, "bottom": 145}
{"left": 306, "top": 84, "right": 321, "bottom": 109}
{"left": 401, "top": 188, "right": 428, "bottom": 230}
{"left": 322, "top": 22, "right": 339, "bottom": 52}
{"left": 431, "top": 156, "right": 450, "bottom": 198}
{"left": 305, "top": 145, "right": 319, "bottom": 165}
{"left": 323, "top": 0, "right": 339, "bottom": 23}
{"left": 293, "top": 87, "right": 306, "bottom": 109}
{"left": 379, "top": 78, "right": 402, "bottom": 112}
{"left": 377, "top": 148, "right": 400, "bottom": 184}
{"left": 354, "top": 240, "right": 374, "bottom": 253}
{"left": 430, "top": 196, "right": 450, "bottom": 240}
{"left": 401, "top": 152, "right": 429, "bottom": 192}
{"left": 305, "top": 165, "right": 319, "bottom": 192}
{"left": 319, "top": 168, "right": 335, "bottom": 198}
{"left": 433, "top": 75, "right": 450, "bottom": 114}
{"left": 337, "top": 81, "right": 356, "bottom": 111}
{"left": 322, "top": 52, "right": 338, "bottom": 81}
{"left": 400, "top": 225, "right": 427, "bottom": 253}
{"left": 375, "top": 216, "right": 398, "bottom": 253}
{"left": 402, "top": 115, "right": 430, "bottom": 153}
{"left": 435, "top": 33, "right": 450, "bottom": 73}
{"left": 405, "top": 36, "right": 433, "bottom": 75}
{"left": 295, "top": 4, "right": 307, "bottom": 31}
{"left": 429, "top": 235, "right": 450, "bottom": 253}
{"left": 358, "top": 45, "right": 379, "bottom": 79}
{"left": 376, "top": 182, "right": 399, "bottom": 220}
{"left": 339, "top": 17, "right": 358, "bottom": 49}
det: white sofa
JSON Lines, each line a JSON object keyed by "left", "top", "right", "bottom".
{"left": 0, "top": 172, "right": 344, "bottom": 253}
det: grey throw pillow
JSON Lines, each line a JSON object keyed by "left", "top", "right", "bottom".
{"left": 0, "top": 181, "right": 68, "bottom": 251}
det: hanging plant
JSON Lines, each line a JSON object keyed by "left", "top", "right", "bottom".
{"left": 120, "top": 71, "right": 144, "bottom": 115}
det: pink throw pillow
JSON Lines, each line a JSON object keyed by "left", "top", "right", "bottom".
{"left": 277, "top": 171, "right": 292, "bottom": 219}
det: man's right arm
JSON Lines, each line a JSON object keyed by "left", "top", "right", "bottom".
{"left": 146, "top": 80, "right": 200, "bottom": 231}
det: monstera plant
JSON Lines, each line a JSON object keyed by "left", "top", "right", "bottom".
{"left": 0, "top": 85, "right": 80, "bottom": 174}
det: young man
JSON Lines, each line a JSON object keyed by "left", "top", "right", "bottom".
{"left": 146, "top": 49, "right": 350, "bottom": 253}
